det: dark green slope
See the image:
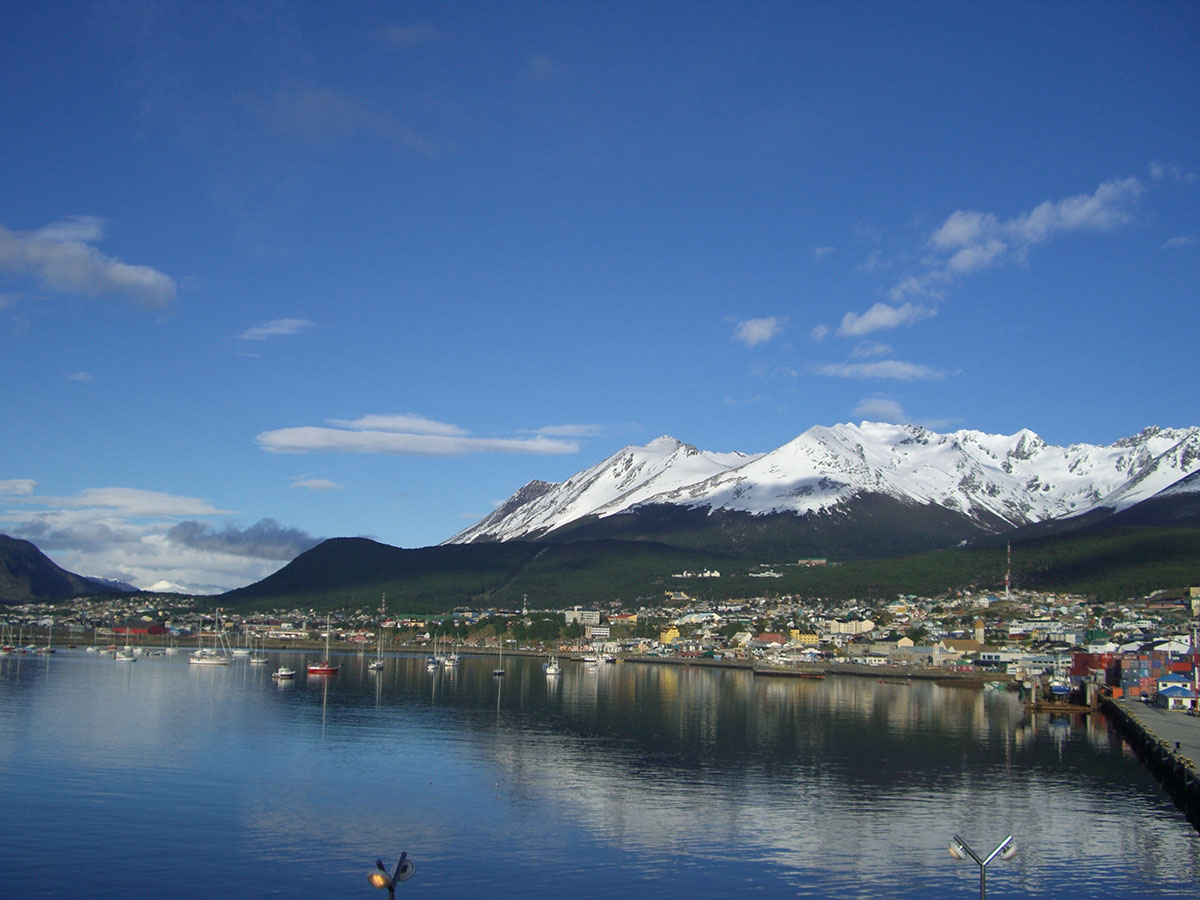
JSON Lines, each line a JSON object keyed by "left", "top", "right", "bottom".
{"left": 0, "top": 534, "right": 116, "bottom": 603}
{"left": 539, "top": 496, "right": 1004, "bottom": 560}
{"left": 219, "top": 537, "right": 726, "bottom": 612}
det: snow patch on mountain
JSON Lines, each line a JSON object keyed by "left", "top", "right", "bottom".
{"left": 446, "top": 423, "right": 1200, "bottom": 543}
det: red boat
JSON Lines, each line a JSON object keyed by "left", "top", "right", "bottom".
{"left": 307, "top": 614, "right": 339, "bottom": 675}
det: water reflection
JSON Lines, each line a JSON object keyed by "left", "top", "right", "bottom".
{"left": 1, "top": 650, "right": 1198, "bottom": 899}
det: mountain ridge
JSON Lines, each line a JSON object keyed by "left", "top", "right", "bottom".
{"left": 447, "top": 422, "right": 1200, "bottom": 548}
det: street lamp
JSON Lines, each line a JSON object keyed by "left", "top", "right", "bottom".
{"left": 949, "top": 833, "right": 1015, "bottom": 899}
{"left": 367, "top": 851, "right": 415, "bottom": 898}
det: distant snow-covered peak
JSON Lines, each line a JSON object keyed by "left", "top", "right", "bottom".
{"left": 445, "top": 422, "right": 1200, "bottom": 543}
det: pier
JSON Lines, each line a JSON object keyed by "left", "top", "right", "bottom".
{"left": 1101, "top": 697, "right": 1200, "bottom": 832}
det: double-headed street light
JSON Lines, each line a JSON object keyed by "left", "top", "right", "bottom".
{"left": 367, "top": 851, "right": 415, "bottom": 898}
{"left": 949, "top": 834, "right": 1015, "bottom": 899}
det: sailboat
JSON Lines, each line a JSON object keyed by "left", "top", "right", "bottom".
{"left": 492, "top": 638, "right": 506, "bottom": 677}
{"left": 231, "top": 628, "right": 252, "bottom": 657}
{"left": 112, "top": 622, "right": 136, "bottom": 662}
{"left": 543, "top": 655, "right": 561, "bottom": 676}
{"left": 249, "top": 634, "right": 269, "bottom": 665}
{"left": 307, "top": 614, "right": 339, "bottom": 675}
{"left": 368, "top": 595, "right": 386, "bottom": 671}
{"left": 36, "top": 618, "right": 55, "bottom": 654}
{"left": 189, "top": 611, "right": 232, "bottom": 666}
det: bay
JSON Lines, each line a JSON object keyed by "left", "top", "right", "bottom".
{"left": 1, "top": 649, "right": 1197, "bottom": 898}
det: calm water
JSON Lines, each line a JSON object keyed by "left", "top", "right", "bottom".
{"left": 1, "top": 649, "right": 1197, "bottom": 898}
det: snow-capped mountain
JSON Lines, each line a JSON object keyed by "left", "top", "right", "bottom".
{"left": 450, "top": 436, "right": 756, "bottom": 543}
{"left": 447, "top": 423, "right": 1200, "bottom": 548}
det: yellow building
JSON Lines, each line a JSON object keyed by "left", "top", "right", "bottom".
{"left": 790, "top": 630, "right": 820, "bottom": 646}
{"left": 660, "top": 625, "right": 680, "bottom": 645}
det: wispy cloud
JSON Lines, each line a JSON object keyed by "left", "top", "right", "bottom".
{"left": 813, "top": 245, "right": 835, "bottom": 259}
{"left": 257, "top": 414, "right": 580, "bottom": 456}
{"left": 853, "top": 397, "right": 906, "bottom": 421}
{"left": 812, "top": 360, "right": 948, "bottom": 381}
{"left": 531, "top": 424, "right": 606, "bottom": 438}
{"left": 1163, "top": 235, "right": 1196, "bottom": 250}
{"left": 37, "top": 487, "right": 231, "bottom": 517}
{"left": 849, "top": 341, "right": 892, "bottom": 359}
{"left": 0, "top": 217, "right": 176, "bottom": 310}
{"left": 0, "top": 478, "right": 36, "bottom": 496}
{"left": 291, "top": 477, "right": 342, "bottom": 492}
{"left": 375, "top": 22, "right": 443, "bottom": 48}
{"left": 248, "top": 87, "right": 435, "bottom": 156}
{"left": 65, "top": 371, "right": 93, "bottom": 382}
{"left": 733, "top": 316, "right": 784, "bottom": 347}
{"left": 327, "top": 413, "right": 465, "bottom": 435}
{"left": 1150, "top": 161, "right": 1198, "bottom": 184}
{"left": 520, "top": 54, "right": 566, "bottom": 84}
{"left": 892, "top": 176, "right": 1144, "bottom": 302}
{"left": 238, "top": 317, "right": 315, "bottom": 340}
{"left": 837, "top": 302, "right": 934, "bottom": 337}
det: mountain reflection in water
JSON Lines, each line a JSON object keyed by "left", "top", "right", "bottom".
{"left": 1, "top": 651, "right": 1197, "bottom": 898}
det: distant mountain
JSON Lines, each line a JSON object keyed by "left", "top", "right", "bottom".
{"left": 0, "top": 534, "right": 126, "bottom": 604}
{"left": 447, "top": 424, "right": 1200, "bottom": 558}
{"left": 86, "top": 576, "right": 140, "bottom": 593}
{"left": 219, "top": 536, "right": 720, "bottom": 612}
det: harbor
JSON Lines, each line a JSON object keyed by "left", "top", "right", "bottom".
{"left": 1102, "top": 697, "right": 1200, "bottom": 831}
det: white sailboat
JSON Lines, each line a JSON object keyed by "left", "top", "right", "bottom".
{"left": 543, "top": 656, "right": 561, "bottom": 676}
{"left": 249, "top": 634, "right": 269, "bottom": 665}
{"left": 493, "top": 638, "right": 506, "bottom": 677}
{"left": 369, "top": 595, "right": 386, "bottom": 671}
{"left": 189, "top": 610, "right": 232, "bottom": 666}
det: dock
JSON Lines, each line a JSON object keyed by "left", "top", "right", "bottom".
{"left": 1101, "top": 697, "right": 1200, "bottom": 832}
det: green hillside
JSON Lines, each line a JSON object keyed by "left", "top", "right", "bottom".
{"left": 217, "top": 527, "right": 1200, "bottom": 613}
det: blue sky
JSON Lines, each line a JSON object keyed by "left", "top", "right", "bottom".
{"left": 1, "top": 1, "right": 1197, "bottom": 592}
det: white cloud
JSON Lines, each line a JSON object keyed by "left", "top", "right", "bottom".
{"left": 66, "top": 371, "right": 93, "bottom": 382}
{"left": 813, "top": 245, "right": 835, "bottom": 258}
{"left": 532, "top": 424, "right": 606, "bottom": 438}
{"left": 0, "top": 478, "right": 36, "bottom": 496}
{"left": 0, "top": 485, "right": 272, "bottom": 591}
{"left": 329, "top": 413, "right": 466, "bottom": 435}
{"left": 837, "top": 302, "right": 935, "bottom": 337}
{"left": 1149, "top": 161, "right": 1198, "bottom": 184}
{"left": 812, "top": 360, "right": 947, "bottom": 381}
{"left": 257, "top": 424, "right": 578, "bottom": 456}
{"left": 733, "top": 316, "right": 783, "bottom": 347}
{"left": 40, "top": 487, "right": 231, "bottom": 517}
{"left": 35, "top": 215, "right": 107, "bottom": 243}
{"left": 291, "top": 477, "right": 342, "bottom": 492}
{"left": 810, "top": 324, "right": 830, "bottom": 341}
{"left": 850, "top": 341, "right": 892, "bottom": 359}
{"left": 1163, "top": 235, "right": 1196, "bottom": 250}
{"left": 238, "top": 317, "right": 315, "bottom": 340}
{"left": 853, "top": 397, "right": 906, "bottom": 421}
{"left": 904, "top": 176, "right": 1144, "bottom": 300}
{"left": 0, "top": 219, "right": 176, "bottom": 309}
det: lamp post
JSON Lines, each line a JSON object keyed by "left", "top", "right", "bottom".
{"left": 367, "top": 851, "right": 415, "bottom": 898}
{"left": 948, "top": 834, "right": 1015, "bottom": 899}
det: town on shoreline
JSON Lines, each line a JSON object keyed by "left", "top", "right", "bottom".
{"left": 6, "top": 581, "right": 1199, "bottom": 701}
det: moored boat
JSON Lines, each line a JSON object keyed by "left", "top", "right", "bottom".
{"left": 307, "top": 614, "right": 339, "bottom": 675}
